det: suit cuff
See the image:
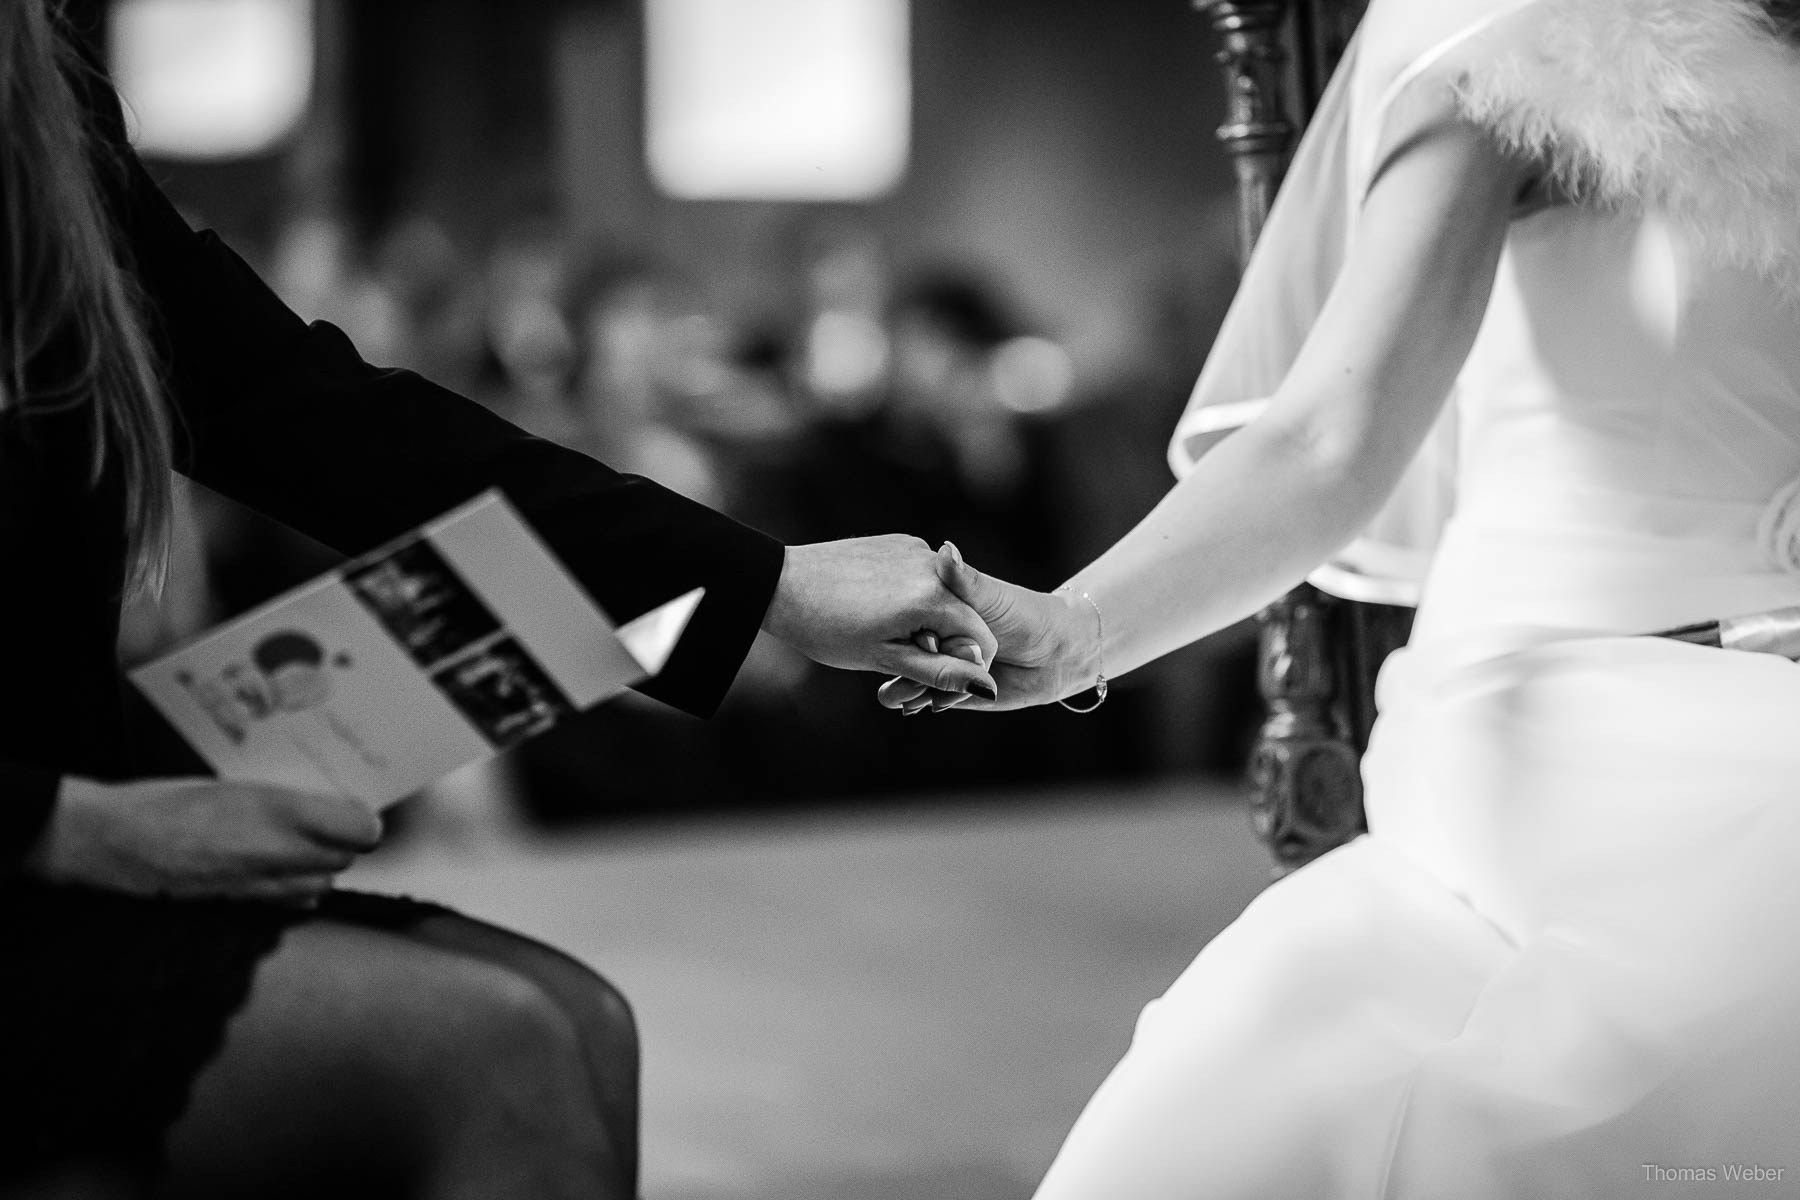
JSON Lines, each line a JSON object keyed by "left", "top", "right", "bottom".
{"left": 1, "top": 761, "right": 62, "bottom": 870}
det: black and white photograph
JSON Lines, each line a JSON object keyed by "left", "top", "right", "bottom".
{"left": 345, "top": 540, "right": 502, "bottom": 668}
{"left": 9, "top": 0, "right": 1800, "bottom": 1197}
{"left": 430, "top": 635, "right": 577, "bottom": 749}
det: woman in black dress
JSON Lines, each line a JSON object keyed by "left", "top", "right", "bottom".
{"left": 0, "top": 3, "right": 999, "bottom": 1197}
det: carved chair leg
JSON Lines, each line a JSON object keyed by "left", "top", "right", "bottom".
{"left": 1197, "top": 0, "right": 1385, "bottom": 873}
{"left": 1247, "top": 585, "right": 1365, "bottom": 873}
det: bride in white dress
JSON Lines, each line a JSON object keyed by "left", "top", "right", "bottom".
{"left": 883, "top": 0, "right": 1800, "bottom": 1194}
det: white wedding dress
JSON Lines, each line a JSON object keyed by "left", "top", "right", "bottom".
{"left": 1034, "top": 6, "right": 1800, "bottom": 1198}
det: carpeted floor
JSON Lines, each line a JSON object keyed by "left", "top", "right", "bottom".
{"left": 341, "top": 775, "right": 1272, "bottom": 1200}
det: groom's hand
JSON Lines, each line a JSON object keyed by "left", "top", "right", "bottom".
{"left": 763, "top": 536, "right": 1000, "bottom": 698}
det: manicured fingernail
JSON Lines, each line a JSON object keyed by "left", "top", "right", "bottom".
{"left": 920, "top": 632, "right": 939, "bottom": 654}
{"left": 969, "top": 681, "right": 997, "bottom": 701}
{"left": 903, "top": 707, "right": 924, "bottom": 717}
{"left": 943, "top": 541, "right": 963, "bottom": 564}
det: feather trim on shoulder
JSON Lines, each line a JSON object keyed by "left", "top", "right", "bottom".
{"left": 1454, "top": 0, "right": 1800, "bottom": 297}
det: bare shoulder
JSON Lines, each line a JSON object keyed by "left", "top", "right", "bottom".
{"left": 1367, "top": 66, "right": 1540, "bottom": 215}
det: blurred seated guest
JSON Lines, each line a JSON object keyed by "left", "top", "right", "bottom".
{"left": 483, "top": 213, "right": 587, "bottom": 447}
{"left": 0, "top": 6, "right": 1000, "bottom": 1198}
{"left": 267, "top": 206, "right": 407, "bottom": 367}
{"left": 892, "top": 275, "right": 1032, "bottom": 495}
{"left": 369, "top": 213, "right": 494, "bottom": 400}
{"left": 746, "top": 272, "right": 1120, "bottom": 796}
{"left": 798, "top": 270, "right": 1063, "bottom": 583}
{"left": 564, "top": 252, "right": 806, "bottom": 510}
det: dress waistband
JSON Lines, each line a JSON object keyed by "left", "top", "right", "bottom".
{"left": 1414, "top": 512, "right": 1800, "bottom": 644}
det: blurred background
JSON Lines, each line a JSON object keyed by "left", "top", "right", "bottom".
{"left": 92, "top": 1, "right": 1279, "bottom": 1195}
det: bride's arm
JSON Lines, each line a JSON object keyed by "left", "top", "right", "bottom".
{"left": 1077, "top": 99, "right": 1528, "bottom": 679}
{"left": 895, "top": 91, "right": 1535, "bottom": 711}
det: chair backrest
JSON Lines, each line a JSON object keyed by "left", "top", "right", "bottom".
{"left": 1193, "top": 0, "right": 1402, "bottom": 874}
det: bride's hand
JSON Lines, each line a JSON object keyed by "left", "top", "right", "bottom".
{"left": 877, "top": 544, "right": 1102, "bottom": 713}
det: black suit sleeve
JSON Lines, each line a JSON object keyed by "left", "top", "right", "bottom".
{"left": 1, "top": 762, "right": 60, "bottom": 871}
{"left": 90, "top": 96, "right": 784, "bottom": 719}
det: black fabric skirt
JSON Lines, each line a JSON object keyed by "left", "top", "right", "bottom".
{"left": 0, "top": 881, "right": 448, "bottom": 1181}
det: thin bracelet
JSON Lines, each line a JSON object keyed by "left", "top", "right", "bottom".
{"left": 1054, "top": 585, "right": 1108, "bottom": 713}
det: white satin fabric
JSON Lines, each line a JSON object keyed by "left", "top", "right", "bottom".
{"left": 1039, "top": 222, "right": 1800, "bottom": 1200}
{"left": 1038, "top": 7, "right": 1800, "bottom": 1199}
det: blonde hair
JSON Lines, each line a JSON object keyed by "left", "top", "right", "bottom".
{"left": 1, "top": 0, "right": 171, "bottom": 594}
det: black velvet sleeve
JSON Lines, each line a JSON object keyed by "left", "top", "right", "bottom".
{"left": 85, "top": 81, "right": 784, "bottom": 719}
{"left": 0, "top": 762, "right": 60, "bottom": 872}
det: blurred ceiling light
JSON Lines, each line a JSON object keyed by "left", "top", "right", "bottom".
{"left": 992, "top": 337, "right": 1075, "bottom": 415}
{"left": 645, "top": 0, "right": 910, "bottom": 201}
{"left": 109, "top": 0, "right": 314, "bottom": 159}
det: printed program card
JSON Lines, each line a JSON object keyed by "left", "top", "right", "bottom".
{"left": 132, "top": 490, "right": 703, "bottom": 807}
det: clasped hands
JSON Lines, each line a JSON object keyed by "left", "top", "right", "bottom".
{"left": 766, "top": 534, "right": 1100, "bottom": 715}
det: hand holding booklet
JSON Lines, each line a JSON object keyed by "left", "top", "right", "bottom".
{"left": 131, "top": 490, "right": 702, "bottom": 808}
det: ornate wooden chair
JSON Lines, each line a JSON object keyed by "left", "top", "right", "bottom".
{"left": 1193, "top": 1, "right": 1416, "bottom": 874}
